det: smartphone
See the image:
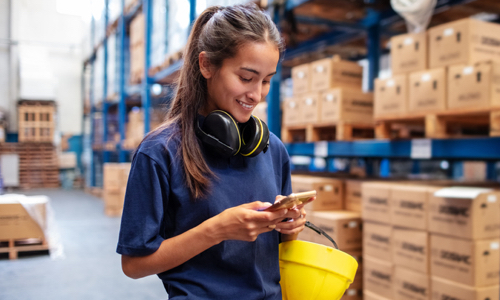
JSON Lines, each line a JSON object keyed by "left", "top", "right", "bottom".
{"left": 264, "top": 190, "right": 316, "bottom": 212}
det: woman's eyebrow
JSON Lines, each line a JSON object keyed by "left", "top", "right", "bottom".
{"left": 240, "top": 67, "right": 276, "bottom": 77}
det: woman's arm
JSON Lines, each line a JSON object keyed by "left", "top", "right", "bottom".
{"left": 122, "top": 201, "right": 289, "bottom": 279}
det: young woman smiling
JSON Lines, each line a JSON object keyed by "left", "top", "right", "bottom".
{"left": 117, "top": 4, "right": 309, "bottom": 299}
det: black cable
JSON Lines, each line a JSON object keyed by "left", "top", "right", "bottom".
{"left": 305, "top": 221, "right": 339, "bottom": 250}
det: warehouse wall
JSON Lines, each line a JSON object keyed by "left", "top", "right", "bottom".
{"left": 10, "top": 0, "right": 85, "bottom": 135}
{"left": 0, "top": 0, "right": 11, "bottom": 126}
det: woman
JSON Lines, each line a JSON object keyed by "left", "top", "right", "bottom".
{"left": 117, "top": 4, "right": 308, "bottom": 299}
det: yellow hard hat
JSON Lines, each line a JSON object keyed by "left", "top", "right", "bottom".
{"left": 279, "top": 222, "right": 358, "bottom": 300}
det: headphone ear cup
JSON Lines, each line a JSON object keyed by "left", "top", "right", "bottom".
{"left": 197, "top": 111, "right": 241, "bottom": 157}
{"left": 240, "top": 116, "right": 270, "bottom": 157}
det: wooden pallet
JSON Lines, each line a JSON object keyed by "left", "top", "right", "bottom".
{"left": 0, "top": 143, "right": 60, "bottom": 188}
{"left": 375, "top": 108, "right": 500, "bottom": 139}
{"left": 0, "top": 238, "right": 49, "bottom": 260}
{"left": 281, "top": 122, "right": 375, "bottom": 143}
{"left": 18, "top": 101, "right": 56, "bottom": 143}
{"left": 105, "top": 206, "right": 123, "bottom": 217}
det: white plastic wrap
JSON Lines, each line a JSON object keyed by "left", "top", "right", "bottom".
{"left": 391, "top": 0, "right": 437, "bottom": 33}
{"left": 168, "top": 0, "right": 190, "bottom": 54}
{"left": 107, "top": 33, "right": 117, "bottom": 98}
{"left": 0, "top": 194, "right": 65, "bottom": 260}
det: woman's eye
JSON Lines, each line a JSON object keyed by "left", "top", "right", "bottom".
{"left": 263, "top": 80, "right": 270, "bottom": 85}
{"left": 240, "top": 76, "right": 252, "bottom": 83}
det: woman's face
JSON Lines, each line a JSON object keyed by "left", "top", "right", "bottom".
{"left": 200, "top": 41, "right": 280, "bottom": 123}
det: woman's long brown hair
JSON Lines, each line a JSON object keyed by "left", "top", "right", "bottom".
{"left": 157, "top": 4, "right": 284, "bottom": 199}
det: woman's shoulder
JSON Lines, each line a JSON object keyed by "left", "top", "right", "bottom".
{"left": 268, "top": 131, "right": 289, "bottom": 157}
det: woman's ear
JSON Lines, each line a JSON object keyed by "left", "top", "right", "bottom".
{"left": 199, "top": 51, "right": 213, "bottom": 79}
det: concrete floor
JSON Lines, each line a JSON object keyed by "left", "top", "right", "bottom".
{"left": 0, "top": 189, "right": 167, "bottom": 300}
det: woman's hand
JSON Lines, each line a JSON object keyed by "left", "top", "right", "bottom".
{"left": 208, "top": 201, "right": 290, "bottom": 243}
{"left": 274, "top": 195, "right": 315, "bottom": 240}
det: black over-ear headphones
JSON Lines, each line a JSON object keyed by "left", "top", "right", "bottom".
{"left": 195, "top": 110, "right": 270, "bottom": 158}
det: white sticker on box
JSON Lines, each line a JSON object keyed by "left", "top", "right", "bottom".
{"left": 411, "top": 139, "right": 432, "bottom": 159}
{"left": 323, "top": 184, "right": 333, "bottom": 192}
{"left": 314, "top": 141, "right": 328, "bottom": 158}
{"left": 488, "top": 195, "right": 497, "bottom": 203}
{"left": 316, "top": 65, "right": 325, "bottom": 73}
{"left": 298, "top": 71, "right": 305, "bottom": 79}
{"left": 346, "top": 289, "right": 356, "bottom": 296}
{"left": 404, "top": 37, "right": 414, "bottom": 45}
{"left": 386, "top": 79, "right": 395, "bottom": 87}
{"left": 463, "top": 66, "right": 474, "bottom": 75}
{"left": 491, "top": 242, "right": 499, "bottom": 250}
{"left": 421, "top": 74, "right": 431, "bottom": 82}
{"left": 306, "top": 98, "right": 313, "bottom": 105}
{"left": 444, "top": 28, "right": 454, "bottom": 36}
{"left": 326, "top": 94, "right": 334, "bottom": 102}
{"left": 348, "top": 221, "right": 358, "bottom": 228}
{"left": 289, "top": 101, "right": 296, "bottom": 109}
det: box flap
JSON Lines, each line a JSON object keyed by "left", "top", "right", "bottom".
{"left": 434, "top": 187, "right": 493, "bottom": 199}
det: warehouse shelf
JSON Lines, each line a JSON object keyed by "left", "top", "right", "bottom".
{"left": 84, "top": 0, "right": 500, "bottom": 187}
{"left": 285, "top": 137, "right": 500, "bottom": 160}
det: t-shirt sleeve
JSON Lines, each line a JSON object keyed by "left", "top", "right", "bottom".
{"left": 116, "top": 152, "right": 168, "bottom": 256}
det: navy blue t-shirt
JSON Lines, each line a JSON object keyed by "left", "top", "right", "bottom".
{"left": 117, "top": 122, "right": 292, "bottom": 299}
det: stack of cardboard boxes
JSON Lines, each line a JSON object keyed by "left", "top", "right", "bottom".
{"left": 129, "top": 13, "right": 145, "bottom": 84}
{"left": 361, "top": 182, "right": 500, "bottom": 300}
{"left": 122, "top": 109, "right": 163, "bottom": 150}
{"left": 376, "top": 18, "right": 500, "bottom": 119}
{"left": 292, "top": 175, "right": 363, "bottom": 299}
{"left": 284, "top": 56, "right": 373, "bottom": 139}
{"left": 103, "top": 163, "right": 132, "bottom": 216}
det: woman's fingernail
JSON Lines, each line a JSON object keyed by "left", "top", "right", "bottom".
{"left": 283, "top": 209, "right": 288, "bottom": 214}
{"left": 275, "top": 228, "right": 281, "bottom": 232}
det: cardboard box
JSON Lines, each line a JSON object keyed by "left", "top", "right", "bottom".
{"left": 0, "top": 196, "right": 47, "bottom": 240}
{"left": 345, "top": 249, "right": 363, "bottom": 290}
{"left": 319, "top": 88, "right": 374, "bottom": 124}
{"left": 299, "top": 93, "right": 320, "bottom": 124}
{"left": 364, "top": 256, "right": 394, "bottom": 299}
{"left": 430, "top": 234, "right": 500, "bottom": 287}
{"left": 391, "top": 32, "right": 427, "bottom": 75}
{"left": 341, "top": 289, "right": 362, "bottom": 300}
{"left": 310, "top": 56, "right": 363, "bottom": 91}
{"left": 447, "top": 61, "right": 500, "bottom": 110}
{"left": 291, "top": 175, "right": 344, "bottom": 211}
{"left": 393, "top": 267, "right": 431, "bottom": 300}
{"left": 393, "top": 228, "right": 429, "bottom": 274}
{"left": 364, "top": 290, "right": 392, "bottom": 300}
{"left": 391, "top": 185, "right": 435, "bottom": 230}
{"left": 291, "top": 63, "right": 311, "bottom": 95}
{"left": 428, "top": 18, "right": 500, "bottom": 69}
{"left": 310, "top": 210, "right": 362, "bottom": 250}
{"left": 363, "top": 221, "right": 392, "bottom": 262}
{"left": 431, "top": 277, "right": 500, "bottom": 300}
{"left": 345, "top": 180, "right": 363, "bottom": 212}
{"left": 408, "top": 68, "right": 447, "bottom": 113}
{"left": 282, "top": 97, "right": 302, "bottom": 126}
{"left": 362, "top": 182, "right": 392, "bottom": 224}
{"left": 428, "top": 187, "right": 500, "bottom": 240}
{"left": 103, "top": 163, "right": 131, "bottom": 192}
{"left": 374, "top": 74, "right": 408, "bottom": 118}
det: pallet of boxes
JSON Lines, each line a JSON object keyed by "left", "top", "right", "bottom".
{"left": 292, "top": 175, "right": 363, "bottom": 299}
{"left": 0, "top": 195, "right": 51, "bottom": 259}
{"left": 361, "top": 181, "right": 500, "bottom": 300}
{"left": 375, "top": 18, "right": 500, "bottom": 139}
{"left": 103, "top": 163, "right": 131, "bottom": 217}
{"left": 282, "top": 56, "right": 374, "bottom": 143}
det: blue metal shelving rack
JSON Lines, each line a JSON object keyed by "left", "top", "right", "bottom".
{"left": 84, "top": 0, "right": 500, "bottom": 187}
{"left": 84, "top": 0, "right": 197, "bottom": 187}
